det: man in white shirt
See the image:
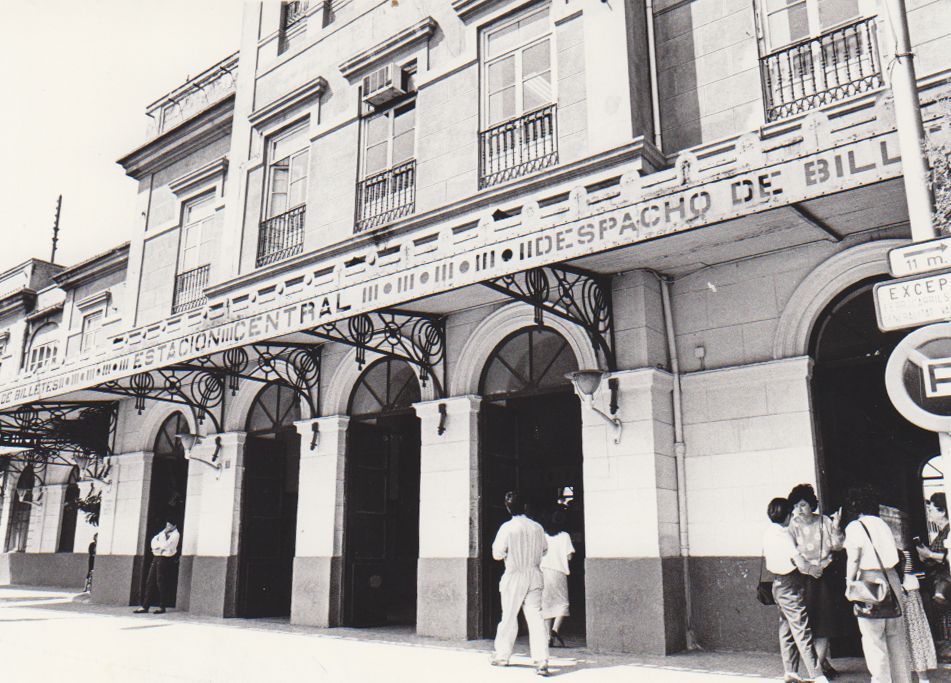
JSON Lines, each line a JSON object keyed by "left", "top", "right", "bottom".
{"left": 490, "top": 491, "right": 550, "bottom": 677}
{"left": 133, "top": 518, "right": 181, "bottom": 615}
{"left": 763, "top": 497, "right": 830, "bottom": 683}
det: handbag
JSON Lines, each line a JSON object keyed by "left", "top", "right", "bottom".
{"left": 756, "top": 554, "right": 775, "bottom": 606}
{"left": 845, "top": 519, "right": 903, "bottom": 619}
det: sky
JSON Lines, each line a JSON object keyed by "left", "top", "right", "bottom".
{"left": 0, "top": 0, "right": 246, "bottom": 270}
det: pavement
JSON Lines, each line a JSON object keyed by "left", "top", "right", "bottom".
{"left": 0, "top": 586, "right": 948, "bottom": 682}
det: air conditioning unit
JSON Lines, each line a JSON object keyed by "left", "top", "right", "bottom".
{"left": 363, "top": 64, "right": 405, "bottom": 107}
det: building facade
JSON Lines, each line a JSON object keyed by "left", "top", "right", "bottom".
{"left": 1, "top": 0, "right": 950, "bottom": 655}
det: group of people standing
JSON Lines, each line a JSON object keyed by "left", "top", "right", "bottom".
{"left": 763, "top": 483, "right": 951, "bottom": 683}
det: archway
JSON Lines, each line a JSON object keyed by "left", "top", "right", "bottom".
{"left": 5, "top": 466, "right": 35, "bottom": 553}
{"left": 478, "top": 326, "right": 584, "bottom": 640}
{"left": 139, "top": 412, "right": 189, "bottom": 606}
{"left": 238, "top": 383, "right": 302, "bottom": 617}
{"left": 811, "top": 276, "right": 939, "bottom": 653}
{"left": 57, "top": 467, "right": 80, "bottom": 553}
{"left": 344, "top": 357, "right": 421, "bottom": 626}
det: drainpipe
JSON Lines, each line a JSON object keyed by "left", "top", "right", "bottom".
{"left": 645, "top": 0, "right": 663, "bottom": 151}
{"left": 659, "top": 273, "right": 697, "bottom": 650}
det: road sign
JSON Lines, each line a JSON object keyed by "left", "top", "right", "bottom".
{"left": 888, "top": 237, "right": 951, "bottom": 277}
{"left": 885, "top": 322, "right": 951, "bottom": 432}
{"left": 874, "top": 269, "right": 951, "bottom": 332}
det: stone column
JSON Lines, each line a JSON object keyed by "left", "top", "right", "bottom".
{"left": 187, "top": 432, "right": 245, "bottom": 617}
{"left": 582, "top": 368, "right": 685, "bottom": 655}
{"left": 291, "top": 415, "right": 348, "bottom": 627}
{"left": 93, "top": 452, "right": 152, "bottom": 605}
{"left": 31, "top": 483, "right": 65, "bottom": 553}
{"left": 413, "top": 396, "right": 481, "bottom": 640}
{"left": 176, "top": 452, "right": 205, "bottom": 612}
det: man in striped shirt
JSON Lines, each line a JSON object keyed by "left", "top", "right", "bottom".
{"left": 490, "top": 491, "right": 550, "bottom": 677}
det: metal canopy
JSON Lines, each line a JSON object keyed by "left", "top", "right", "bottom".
{"left": 0, "top": 401, "right": 118, "bottom": 467}
{"left": 303, "top": 308, "right": 446, "bottom": 395}
{"left": 482, "top": 264, "right": 616, "bottom": 370}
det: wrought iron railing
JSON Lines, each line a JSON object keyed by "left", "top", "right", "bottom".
{"left": 355, "top": 159, "right": 416, "bottom": 232}
{"left": 479, "top": 103, "right": 558, "bottom": 189}
{"left": 172, "top": 264, "right": 210, "bottom": 314}
{"left": 761, "top": 16, "right": 883, "bottom": 122}
{"left": 257, "top": 205, "right": 306, "bottom": 267}
{"left": 282, "top": 0, "right": 309, "bottom": 29}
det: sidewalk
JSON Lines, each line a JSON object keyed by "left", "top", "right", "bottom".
{"left": 0, "top": 586, "right": 944, "bottom": 682}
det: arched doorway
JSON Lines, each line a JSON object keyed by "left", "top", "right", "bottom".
{"left": 238, "top": 382, "right": 302, "bottom": 617}
{"left": 478, "top": 326, "right": 584, "bottom": 639}
{"left": 57, "top": 467, "right": 80, "bottom": 553}
{"left": 344, "top": 357, "right": 421, "bottom": 626}
{"left": 5, "top": 466, "right": 36, "bottom": 553}
{"left": 811, "top": 277, "right": 939, "bottom": 653}
{"left": 140, "top": 412, "right": 190, "bottom": 606}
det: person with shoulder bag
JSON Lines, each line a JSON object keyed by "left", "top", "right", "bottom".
{"left": 762, "top": 497, "right": 831, "bottom": 683}
{"left": 843, "top": 485, "right": 913, "bottom": 683}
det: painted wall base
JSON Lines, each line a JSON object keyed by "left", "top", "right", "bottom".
{"left": 291, "top": 555, "right": 343, "bottom": 627}
{"left": 586, "top": 557, "right": 686, "bottom": 655}
{"left": 177, "top": 555, "right": 194, "bottom": 612}
{"left": 416, "top": 557, "right": 479, "bottom": 640}
{"left": 188, "top": 555, "right": 239, "bottom": 617}
{"left": 0, "top": 552, "right": 87, "bottom": 589}
{"left": 92, "top": 554, "right": 138, "bottom": 605}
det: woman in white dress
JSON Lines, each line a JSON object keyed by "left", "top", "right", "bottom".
{"left": 541, "top": 509, "right": 575, "bottom": 647}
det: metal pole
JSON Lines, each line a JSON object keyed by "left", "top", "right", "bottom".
{"left": 883, "top": 0, "right": 936, "bottom": 241}
{"left": 50, "top": 195, "right": 62, "bottom": 263}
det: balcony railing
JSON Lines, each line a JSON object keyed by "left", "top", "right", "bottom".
{"left": 355, "top": 159, "right": 417, "bottom": 232}
{"left": 479, "top": 103, "right": 558, "bottom": 189}
{"left": 257, "top": 205, "right": 306, "bottom": 267}
{"left": 761, "top": 16, "right": 883, "bottom": 123}
{"left": 172, "top": 264, "right": 210, "bottom": 314}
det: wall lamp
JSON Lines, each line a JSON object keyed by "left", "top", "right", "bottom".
{"left": 16, "top": 486, "right": 43, "bottom": 507}
{"left": 437, "top": 403, "right": 448, "bottom": 436}
{"left": 566, "top": 370, "right": 622, "bottom": 444}
{"left": 73, "top": 454, "right": 112, "bottom": 488}
{"left": 310, "top": 422, "right": 320, "bottom": 451}
{"left": 177, "top": 433, "right": 223, "bottom": 476}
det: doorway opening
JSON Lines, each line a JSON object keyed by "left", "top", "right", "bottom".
{"left": 811, "top": 277, "right": 939, "bottom": 653}
{"left": 478, "top": 326, "right": 585, "bottom": 640}
{"left": 344, "top": 357, "right": 421, "bottom": 627}
{"left": 5, "top": 465, "right": 36, "bottom": 553}
{"left": 238, "top": 382, "right": 301, "bottom": 618}
{"left": 140, "top": 412, "right": 190, "bottom": 607}
{"left": 57, "top": 467, "right": 80, "bottom": 553}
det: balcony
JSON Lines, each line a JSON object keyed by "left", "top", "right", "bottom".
{"left": 257, "top": 205, "right": 306, "bottom": 267}
{"left": 761, "top": 16, "right": 883, "bottom": 123}
{"left": 479, "top": 103, "right": 558, "bottom": 189}
{"left": 172, "top": 264, "right": 210, "bottom": 314}
{"left": 355, "top": 159, "right": 417, "bottom": 233}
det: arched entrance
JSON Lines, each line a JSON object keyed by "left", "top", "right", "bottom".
{"left": 57, "top": 467, "right": 80, "bottom": 553}
{"left": 5, "top": 465, "right": 36, "bottom": 553}
{"left": 344, "top": 357, "right": 421, "bottom": 626}
{"left": 811, "top": 277, "right": 939, "bottom": 652}
{"left": 238, "top": 383, "right": 301, "bottom": 617}
{"left": 478, "top": 326, "right": 584, "bottom": 639}
{"left": 140, "top": 412, "right": 189, "bottom": 606}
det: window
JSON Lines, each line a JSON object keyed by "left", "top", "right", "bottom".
{"left": 266, "top": 124, "right": 309, "bottom": 219}
{"left": 26, "top": 323, "right": 59, "bottom": 373}
{"left": 764, "top": 0, "right": 859, "bottom": 48}
{"left": 180, "top": 193, "right": 215, "bottom": 272}
{"left": 0, "top": 333, "right": 7, "bottom": 374}
{"left": 80, "top": 311, "right": 104, "bottom": 353}
{"left": 479, "top": 5, "right": 558, "bottom": 188}
{"left": 279, "top": 1, "right": 309, "bottom": 55}
{"left": 356, "top": 100, "right": 417, "bottom": 231}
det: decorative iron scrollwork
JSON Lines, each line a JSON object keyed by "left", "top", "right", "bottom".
{"left": 483, "top": 264, "right": 615, "bottom": 370}
{"left": 304, "top": 309, "right": 446, "bottom": 394}
{"left": 0, "top": 402, "right": 117, "bottom": 467}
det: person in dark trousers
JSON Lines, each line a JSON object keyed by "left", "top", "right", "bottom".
{"left": 84, "top": 533, "right": 97, "bottom": 592}
{"left": 134, "top": 518, "right": 180, "bottom": 614}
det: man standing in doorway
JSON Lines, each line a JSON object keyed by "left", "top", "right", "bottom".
{"left": 491, "top": 491, "right": 550, "bottom": 677}
{"left": 134, "top": 517, "right": 180, "bottom": 615}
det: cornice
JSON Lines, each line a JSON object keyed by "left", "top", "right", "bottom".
{"left": 52, "top": 243, "right": 130, "bottom": 290}
{"left": 118, "top": 95, "right": 235, "bottom": 179}
{"left": 451, "top": 0, "right": 497, "bottom": 21}
{"left": 76, "top": 290, "right": 112, "bottom": 311}
{"left": 338, "top": 17, "right": 438, "bottom": 80}
{"left": 0, "top": 289, "right": 36, "bottom": 321}
{"left": 169, "top": 156, "right": 229, "bottom": 196}
{"left": 249, "top": 77, "right": 328, "bottom": 127}
{"left": 25, "top": 302, "right": 63, "bottom": 324}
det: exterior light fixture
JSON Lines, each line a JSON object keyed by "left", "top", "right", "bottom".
{"left": 176, "top": 433, "right": 223, "bottom": 475}
{"left": 310, "top": 422, "right": 320, "bottom": 450}
{"left": 566, "top": 370, "right": 623, "bottom": 444}
{"left": 16, "top": 486, "right": 43, "bottom": 507}
{"left": 73, "top": 454, "right": 112, "bottom": 488}
{"left": 437, "top": 403, "right": 448, "bottom": 436}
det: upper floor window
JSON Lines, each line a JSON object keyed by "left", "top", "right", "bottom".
{"left": 759, "top": 0, "right": 882, "bottom": 122}
{"left": 279, "top": 1, "right": 309, "bottom": 55}
{"left": 173, "top": 193, "right": 215, "bottom": 313}
{"left": 26, "top": 323, "right": 59, "bottom": 373}
{"left": 356, "top": 100, "right": 417, "bottom": 231}
{"left": 257, "top": 122, "right": 309, "bottom": 267}
{"left": 479, "top": 5, "right": 558, "bottom": 189}
{"left": 80, "top": 311, "right": 104, "bottom": 353}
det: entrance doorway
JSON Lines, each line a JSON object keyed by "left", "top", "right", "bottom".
{"left": 479, "top": 326, "right": 585, "bottom": 639}
{"left": 344, "top": 358, "right": 421, "bottom": 627}
{"left": 811, "top": 278, "right": 939, "bottom": 653}
{"left": 238, "top": 383, "right": 301, "bottom": 618}
{"left": 139, "top": 412, "right": 189, "bottom": 607}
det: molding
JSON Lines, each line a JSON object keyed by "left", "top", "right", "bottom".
{"left": 76, "top": 290, "right": 111, "bottom": 312}
{"left": 323, "top": 347, "right": 437, "bottom": 416}
{"left": 681, "top": 356, "right": 814, "bottom": 390}
{"left": 52, "top": 243, "right": 130, "bottom": 290}
{"left": 169, "top": 156, "right": 229, "bottom": 196}
{"left": 0, "top": 288, "right": 37, "bottom": 321}
{"left": 451, "top": 0, "right": 499, "bottom": 21}
{"left": 339, "top": 17, "right": 438, "bottom": 80}
{"left": 248, "top": 77, "right": 327, "bottom": 127}
{"left": 25, "top": 302, "right": 64, "bottom": 324}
